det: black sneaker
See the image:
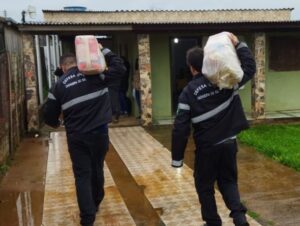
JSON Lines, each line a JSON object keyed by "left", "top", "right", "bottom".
{"left": 203, "top": 224, "right": 222, "bottom": 226}
{"left": 203, "top": 224, "right": 219, "bottom": 226}
{"left": 112, "top": 118, "right": 119, "bottom": 123}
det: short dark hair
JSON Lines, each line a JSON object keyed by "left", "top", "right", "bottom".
{"left": 186, "top": 47, "right": 203, "bottom": 72}
{"left": 59, "top": 53, "right": 76, "bottom": 66}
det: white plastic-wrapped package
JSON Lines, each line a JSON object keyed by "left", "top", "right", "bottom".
{"left": 202, "top": 32, "right": 243, "bottom": 89}
{"left": 75, "top": 35, "right": 106, "bottom": 75}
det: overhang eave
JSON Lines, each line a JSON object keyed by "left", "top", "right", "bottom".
{"left": 17, "top": 24, "right": 133, "bottom": 34}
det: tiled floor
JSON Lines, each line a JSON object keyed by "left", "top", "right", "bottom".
{"left": 42, "top": 127, "right": 262, "bottom": 226}
{"left": 109, "top": 127, "right": 261, "bottom": 226}
{"left": 42, "top": 132, "right": 135, "bottom": 226}
{"left": 2, "top": 125, "right": 298, "bottom": 225}
{"left": 109, "top": 116, "right": 140, "bottom": 128}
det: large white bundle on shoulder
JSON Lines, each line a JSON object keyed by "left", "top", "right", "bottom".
{"left": 75, "top": 35, "right": 106, "bottom": 75}
{"left": 202, "top": 32, "right": 243, "bottom": 89}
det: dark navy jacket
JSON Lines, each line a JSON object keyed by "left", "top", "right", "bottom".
{"left": 42, "top": 48, "right": 126, "bottom": 134}
{"left": 171, "top": 42, "right": 256, "bottom": 166}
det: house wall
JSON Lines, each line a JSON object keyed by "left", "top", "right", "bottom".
{"left": 265, "top": 71, "right": 300, "bottom": 111}
{"left": 150, "top": 34, "right": 172, "bottom": 123}
{"left": 43, "top": 9, "right": 291, "bottom": 24}
{"left": 26, "top": 25, "right": 300, "bottom": 127}
{"left": 237, "top": 34, "right": 254, "bottom": 114}
{"left": 4, "top": 26, "right": 25, "bottom": 152}
{"left": 238, "top": 83, "right": 252, "bottom": 113}
{"left": 137, "top": 34, "right": 153, "bottom": 125}
{"left": 0, "top": 23, "right": 26, "bottom": 164}
{"left": 55, "top": 31, "right": 300, "bottom": 124}
{"left": 265, "top": 33, "right": 300, "bottom": 112}
{"left": 0, "top": 52, "right": 10, "bottom": 163}
{"left": 22, "top": 34, "right": 39, "bottom": 132}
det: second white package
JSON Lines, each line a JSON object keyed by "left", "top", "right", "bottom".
{"left": 202, "top": 32, "right": 243, "bottom": 89}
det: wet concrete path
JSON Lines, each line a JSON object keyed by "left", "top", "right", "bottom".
{"left": 146, "top": 125, "right": 300, "bottom": 226}
{"left": 43, "top": 132, "right": 136, "bottom": 225}
{"left": 0, "top": 137, "right": 48, "bottom": 226}
{"left": 0, "top": 125, "right": 299, "bottom": 225}
{"left": 106, "top": 144, "right": 164, "bottom": 226}
{"left": 109, "top": 127, "right": 260, "bottom": 226}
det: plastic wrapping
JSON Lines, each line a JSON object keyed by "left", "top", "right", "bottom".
{"left": 202, "top": 32, "right": 243, "bottom": 89}
{"left": 75, "top": 35, "right": 106, "bottom": 75}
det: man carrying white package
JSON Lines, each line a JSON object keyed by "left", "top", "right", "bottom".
{"left": 171, "top": 33, "right": 256, "bottom": 226}
{"left": 42, "top": 42, "right": 126, "bottom": 226}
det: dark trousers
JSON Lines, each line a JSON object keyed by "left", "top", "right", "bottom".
{"left": 67, "top": 131, "right": 109, "bottom": 226}
{"left": 134, "top": 89, "right": 141, "bottom": 114}
{"left": 109, "top": 88, "right": 120, "bottom": 119}
{"left": 194, "top": 139, "right": 248, "bottom": 226}
{"left": 119, "top": 91, "right": 129, "bottom": 114}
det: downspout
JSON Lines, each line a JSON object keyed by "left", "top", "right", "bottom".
{"left": 45, "top": 35, "right": 52, "bottom": 89}
{"left": 35, "top": 35, "right": 43, "bottom": 103}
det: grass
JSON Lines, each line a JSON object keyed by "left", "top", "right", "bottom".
{"left": 0, "top": 157, "right": 11, "bottom": 179}
{"left": 242, "top": 200, "right": 274, "bottom": 225}
{"left": 248, "top": 210, "right": 260, "bottom": 220}
{"left": 238, "top": 124, "right": 300, "bottom": 171}
{"left": 247, "top": 208, "right": 274, "bottom": 225}
{"left": 0, "top": 163, "right": 9, "bottom": 176}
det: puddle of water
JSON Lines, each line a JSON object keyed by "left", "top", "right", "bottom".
{"left": 16, "top": 192, "right": 34, "bottom": 226}
{"left": 0, "top": 190, "right": 43, "bottom": 226}
{"left": 105, "top": 144, "right": 164, "bottom": 226}
{"left": 0, "top": 137, "right": 48, "bottom": 226}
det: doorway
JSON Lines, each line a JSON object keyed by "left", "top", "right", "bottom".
{"left": 170, "top": 37, "right": 201, "bottom": 114}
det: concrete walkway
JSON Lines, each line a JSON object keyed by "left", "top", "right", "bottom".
{"left": 42, "top": 132, "right": 135, "bottom": 226}
{"left": 147, "top": 125, "right": 300, "bottom": 226}
{"left": 3, "top": 125, "right": 299, "bottom": 225}
{"left": 41, "top": 127, "right": 260, "bottom": 226}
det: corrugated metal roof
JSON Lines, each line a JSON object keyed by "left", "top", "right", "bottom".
{"left": 42, "top": 8, "right": 294, "bottom": 13}
{"left": 18, "top": 20, "right": 300, "bottom": 33}
{"left": 0, "top": 16, "right": 18, "bottom": 24}
{"left": 20, "top": 20, "right": 300, "bottom": 26}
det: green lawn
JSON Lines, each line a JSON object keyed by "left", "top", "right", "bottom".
{"left": 238, "top": 124, "right": 300, "bottom": 171}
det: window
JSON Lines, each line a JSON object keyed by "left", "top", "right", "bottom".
{"left": 269, "top": 37, "right": 300, "bottom": 71}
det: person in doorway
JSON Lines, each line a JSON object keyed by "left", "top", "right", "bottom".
{"left": 108, "top": 54, "right": 123, "bottom": 123}
{"left": 132, "top": 58, "right": 141, "bottom": 118}
{"left": 53, "top": 66, "right": 65, "bottom": 125}
{"left": 171, "top": 33, "right": 256, "bottom": 226}
{"left": 42, "top": 45, "right": 125, "bottom": 226}
{"left": 119, "top": 56, "right": 130, "bottom": 116}
{"left": 54, "top": 66, "right": 64, "bottom": 77}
